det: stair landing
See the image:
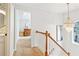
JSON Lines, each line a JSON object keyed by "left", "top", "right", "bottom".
{"left": 13, "top": 47, "right": 44, "bottom": 56}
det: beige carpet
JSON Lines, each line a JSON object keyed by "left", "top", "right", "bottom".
{"left": 13, "top": 47, "right": 44, "bottom": 56}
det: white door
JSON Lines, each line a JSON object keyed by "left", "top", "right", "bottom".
{"left": 0, "top": 36, "right": 5, "bottom": 56}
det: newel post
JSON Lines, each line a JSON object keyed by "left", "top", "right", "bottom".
{"left": 45, "top": 31, "right": 48, "bottom": 56}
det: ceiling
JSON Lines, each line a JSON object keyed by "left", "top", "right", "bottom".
{"left": 14, "top": 3, "right": 79, "bottom": 13}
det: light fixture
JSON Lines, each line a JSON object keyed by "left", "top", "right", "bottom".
{"left": 64, "top": 3, "right": 73, "bottom": 32}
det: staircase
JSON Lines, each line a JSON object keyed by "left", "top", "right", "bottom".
{"left": 36, "top": 30, "right": 70, "bottom": 56}
{"left": 13, "top": 39, "right": 44, "bottom": 56}
{"left": 13, "top": 30, "right": 70, "bottom": 56}
{"left": 13, "top": 47, "right": 44, "bottom": 56}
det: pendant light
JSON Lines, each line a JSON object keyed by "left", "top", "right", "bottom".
{"left": 64, "top": 3, "right": 73, "bottom": 32}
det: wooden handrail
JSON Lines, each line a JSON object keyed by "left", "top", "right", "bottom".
{"left": 36, "top": 30, "right": 70, "bottom": 56}
{"left": 48, "top": 34, "right": 70, "bottom": 56}
{"left": 36, "top": 31, "right": 45, "bottom": 34}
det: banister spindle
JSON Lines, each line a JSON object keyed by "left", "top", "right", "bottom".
{"left": 45, "top": 31, "right": 48, "bottom": 56}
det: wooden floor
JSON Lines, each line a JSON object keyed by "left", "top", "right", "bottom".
{"left": 13, "top": 47, "right": 44, "bottom": 56}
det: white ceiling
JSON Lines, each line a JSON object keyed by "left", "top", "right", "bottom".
{"left": 14, "top": 3, "right": 79, "bottom": 13}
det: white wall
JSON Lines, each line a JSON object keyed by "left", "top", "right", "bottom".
{"left": 31, "top": 9, "right": 63, "bottom": 55}
{"left": 62, "top": 8, "right": 79, "bottom": 56}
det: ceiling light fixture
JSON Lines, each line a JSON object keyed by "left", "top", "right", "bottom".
{"left": 64, "top": 3, "right": 73, "bottom": 32}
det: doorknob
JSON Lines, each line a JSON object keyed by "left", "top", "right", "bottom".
{"left": 5, "top": 33, "right": 7, "bottom": 36}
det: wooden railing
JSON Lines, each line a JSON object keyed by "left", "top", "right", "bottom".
{"left": 36, "top": 30, "right": 49, "bottom": 56}
{"left": 36, "top": 30, "right": 70, "bottom": 56}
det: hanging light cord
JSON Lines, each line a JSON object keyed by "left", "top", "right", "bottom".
{"left": 67, "top": 3, "right": 69, "bottom": 18}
